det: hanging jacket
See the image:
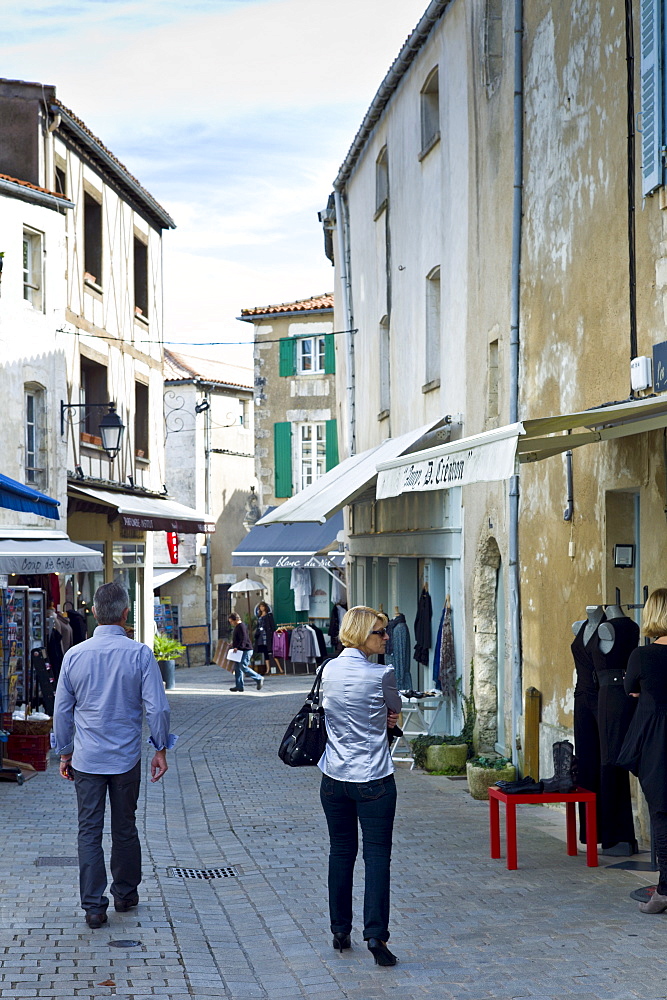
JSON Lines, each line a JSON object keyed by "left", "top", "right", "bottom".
{"left": 413, "top": 589, "right": 432, "bottom": 666}
{"left": 66, "top": 608, "right": 88, "bottom": 645}
{"left": 439, "top": 606, "right": 457, "bottom": 698}
{"left": 290, "top": 567, "right": 312, "bottom": 613}
{"left": 388, "top": 615, "right": 411, "bottom": 690}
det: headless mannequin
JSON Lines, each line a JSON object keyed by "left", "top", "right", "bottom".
{"left": 571, "top": 604, "right": 637, "bottom": 853}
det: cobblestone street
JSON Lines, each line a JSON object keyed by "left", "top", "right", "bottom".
{"left": 1, "top": 664, "right": 667, "bottom": 1000}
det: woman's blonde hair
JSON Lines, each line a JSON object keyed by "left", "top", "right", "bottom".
{"left": 642, "top": 588, "right": 667, "bottom": 637}
{"left": 339, "top": 606, "right": 388, "bottom": 648}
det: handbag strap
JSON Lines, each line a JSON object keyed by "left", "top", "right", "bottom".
{"left": 307, "top": 657, "right": 332, "bottom": 708}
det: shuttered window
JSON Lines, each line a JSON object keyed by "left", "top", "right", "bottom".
{"left": 641, "top": 0, "right": 664, "bottom": 196}
{"left": 279, "top": 338, "right": 296, "bottom": 376}
{"left": 324, "top": 333, "right": 336, "bottom": 374}
{"left": 325, "top": 419, "right": 339, "bottom": 471}
{"left": 274, "top": 422, "right": 293, "bottom": 497}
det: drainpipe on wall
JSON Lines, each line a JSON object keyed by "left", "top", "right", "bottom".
{"left": 509, "top": 0, "right": 524, "bottom": 767}
{"left": 204, "top": 398, "right": 213, "bottom": 641}
{"left": 333, "top": 187, "right": 356, "bottom": 457}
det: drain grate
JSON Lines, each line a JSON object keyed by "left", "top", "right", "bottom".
{"left": 167, "top": 865, "right": 239, "bottom": 880}
{"left": 35, "top": 857, "right": 78, "bottom": 867}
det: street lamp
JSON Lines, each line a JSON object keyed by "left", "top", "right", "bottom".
{"left": 98, "top": 404, "right": 124, "bottom": 459}
{"left": 60, "top": 400, "right": 125, "bottom": 461}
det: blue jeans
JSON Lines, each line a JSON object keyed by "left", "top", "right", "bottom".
{"left": 234, "top": 650, "right": 262, "bottom": 690}
{"left": 319, "top": 773, "right": 397, "bottom": 941}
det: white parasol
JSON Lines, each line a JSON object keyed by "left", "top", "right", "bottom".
{"left": 228, "top": 576, "right": 266, "bottom": 621}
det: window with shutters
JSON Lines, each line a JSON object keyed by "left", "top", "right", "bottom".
{"left": 376, "top": 146, "right": 388, "bottom": 215}
{"left": 84, "top": 192, "right": 103, "bottom": 286}
{"left": 379, "top": 316, "right": 390, "bottom": 418}
{"left": 419, "top": 68, "right": 440, "bottom": 158}
{"left": 424, "top": 266, "right": 441, "bottom": 389}
{"left": 297, "top": 336, "right": 326, "bottom": 374}
{"left": 134, "top": 236, "right": 148, "bottom": 320}
{"left": 274, "top": 421, "right": 293, "bottom": 497}
{"left": 24, "top": 383, "right": 47, "bottom": 488}
{"left": 641, "top": 0, "right": 664, "bottom": 196}
{"left": 296, "top": 422, "right": 326, "bottom": 490}
{"left": 23, "top": 228, "right": 44, "bottom": 310}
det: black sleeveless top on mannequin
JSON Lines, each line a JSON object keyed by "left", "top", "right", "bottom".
{"left": 591, "top": 616, "right": 639, "bottom": 764}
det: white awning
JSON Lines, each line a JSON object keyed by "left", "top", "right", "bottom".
{"left": 377, "top": 395, "right": 667, "bottom": 498}
{"left": 0, "top": 538, "right": 103, "bottom": 574}
{"left": 153, "top": 566, "right": 190, "bottom": 589}
{"left": 256, "top": 421, "right": 443, "bottom": 524}
{"left": 68, "top": 485, "right": 214, "bottom": 533}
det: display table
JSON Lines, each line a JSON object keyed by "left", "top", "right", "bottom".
{"left": 488, "top": 785, "right": 597, "bottom": 870}
{"left": 391, "top": 696, "right": 443, "bottom": 766}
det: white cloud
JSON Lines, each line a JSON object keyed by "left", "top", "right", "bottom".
{"left": 1, "top": 0, "right": 430, "bottom": 343}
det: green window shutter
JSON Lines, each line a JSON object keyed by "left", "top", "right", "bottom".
{"left": 279, "top": 337, "right": 296, "bottom": 376}
{"left": 324, "top": 333, "right": 336, "bottom": 374}
{"left": 325, "top": 419, "right": 339, "bottom": 471}
{"left": 274, "top": 422, "right": 293, "bottom": 497}
{"left": 641, "top": 0, "right": 663, "bottom": 196}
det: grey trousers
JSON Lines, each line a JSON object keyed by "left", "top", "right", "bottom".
{"left": 73, "top": 760, "right": 142, "bottom": 913}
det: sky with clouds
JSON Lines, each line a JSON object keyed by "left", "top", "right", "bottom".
{"left": 1, "top": 0, "right": 429, "bottom": 363}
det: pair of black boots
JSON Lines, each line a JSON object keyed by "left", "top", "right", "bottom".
{"left": 495, "top": 740, "right": 577, "bottom": 795}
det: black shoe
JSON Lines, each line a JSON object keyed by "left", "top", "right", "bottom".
{"left": 367, "top": 938, "right": 397, "bottom": 966}
{"left": 229, "top": 686, "right": 244, "bottom": 692}
{"left": 114, "top": 896, "right": 139, "bottom": 912}
{"left": 333, "top": 932, "right": 351, "bottom": 951}
{"left": 496, "top": 776, "right": 544, "bottom": 794}
{"left": 85, "top": 911, "right": 108, "bottom": 929}
{"left": 256, "top": 677, "right": 264, "bottom": 690}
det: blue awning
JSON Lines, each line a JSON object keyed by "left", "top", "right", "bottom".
{"left": 0, "top": 474, "right": 60, "bottom": 520}
{"left": 232, "top": 510, "right": 343, "bottom": 568}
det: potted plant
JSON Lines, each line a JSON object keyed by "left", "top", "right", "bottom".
{"left": 153, "top": 634, "right": 186, "bottom": 690}
{"left": 466, "top": 755, "right": 516, "bottom": 800}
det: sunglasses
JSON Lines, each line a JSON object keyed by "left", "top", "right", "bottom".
{"left": 369, "top": 628, "right": 389, "bottom": 637}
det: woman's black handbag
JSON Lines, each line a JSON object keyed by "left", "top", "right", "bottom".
{"left": 278, "top": 660, "right": 330, "bottom": 767}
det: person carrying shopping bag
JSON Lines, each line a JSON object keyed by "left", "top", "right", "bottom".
{"left": 318, "top": 606, "right": 402, "bottom": 966}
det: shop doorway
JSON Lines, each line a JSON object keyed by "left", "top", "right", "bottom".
{"left": 605, "top": 490, "right": 640, "bottom": 623}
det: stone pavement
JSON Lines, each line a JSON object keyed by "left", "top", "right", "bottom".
{"left": 1, "top": 663, "right": 667, "bottom": 1000}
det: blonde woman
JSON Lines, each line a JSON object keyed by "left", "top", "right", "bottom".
{"left": 318, "top": 606, "right": 402, "bottom": 966}
{"left": 618, "top": 588, "right": 667, "bottom": 912}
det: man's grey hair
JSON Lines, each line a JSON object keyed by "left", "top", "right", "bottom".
{"left": 93, "top": 581, "right": 130, "bottom": 624}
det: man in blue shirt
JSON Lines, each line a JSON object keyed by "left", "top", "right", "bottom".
{"left": 52, "top": 581, "right": 177, "bottom": 929}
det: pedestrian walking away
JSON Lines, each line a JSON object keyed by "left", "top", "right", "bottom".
{"left": 618, "top": 587, "right": 667, "bottom": 913}
{"left": 51, "top": 581, "right": 177, "bottom": 929}
{"left": 228, "top": 612, "right": 264, "bottom": 691}
{"left": 254, "top": 601, "right": 276, "bottom": 675}
{"left": 318, "top": 605, "right": 403, "bottom": 967}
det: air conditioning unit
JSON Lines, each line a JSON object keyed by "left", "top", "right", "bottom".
{"left": 631, "top": 355, "right": 652, "bottom": 391}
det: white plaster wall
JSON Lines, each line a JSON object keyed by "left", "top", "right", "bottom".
{"left": 0, "top": 191, "right": 68, "bottom": 528}
{"left": 337, "top": 2, "right": 469, "bottom": 454}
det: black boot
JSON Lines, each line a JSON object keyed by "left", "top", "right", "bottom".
{"left": 540, "top": 740, "right": 577, "bottom": 793}
{"left": 495, "top": 775, "right": 544, "bottom": 794}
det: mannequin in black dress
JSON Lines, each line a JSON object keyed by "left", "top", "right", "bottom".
{"left": 571, "top": 605, "right": 638, "bottom": 852}
{"left": 618, "top": 589, "right": 667, "bottom": 912}
{"left": 591, "top": 605, "right": 639, "bottom": 854}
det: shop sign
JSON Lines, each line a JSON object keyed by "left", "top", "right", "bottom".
{"left": 120, "top": 514, "right": 214, "bottom": 534}
{"left": 653, "top": 341, "right": 667, "bottom": 393}
{"left": 246, "top": 554, "right": 337, "bottom": 568}
{"left": 166, "top": 532, "right": 179, "bottom": 565}
{"left": 376, "top": 433, "right": 519, "bottom": 499}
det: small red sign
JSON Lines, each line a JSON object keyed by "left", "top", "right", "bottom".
{"left": 166, "top": 532, "right": 179, "bottom": 565}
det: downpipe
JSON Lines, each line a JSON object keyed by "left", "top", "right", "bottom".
{"left": 333, "top": 187, "right": 356, "bottom": 457}
{"left": 509, "top": 0, "right": 524, "bottom": 768}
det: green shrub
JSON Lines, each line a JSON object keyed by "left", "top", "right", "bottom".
{"left": 468, "top": 755, "right": 512, "bottom": 769}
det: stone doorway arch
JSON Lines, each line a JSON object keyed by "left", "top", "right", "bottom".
{"left": 473, "top": 535, "right": 501, "bottom": 752}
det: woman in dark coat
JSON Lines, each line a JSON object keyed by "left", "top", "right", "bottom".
{"left": 254, "top": 602, "right": 276, "bottom": 674}
{"left": 618, "top": 588, "right": 667, "bottom": 912}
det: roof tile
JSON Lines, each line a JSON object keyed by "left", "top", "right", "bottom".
{"left": 240, "top": 293, "right": 333, "bottom": 317}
